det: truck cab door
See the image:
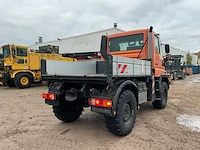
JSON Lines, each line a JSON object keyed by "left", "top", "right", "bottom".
{"left": 12, "top": 47, "right": 29, "bottom": 70}
{"left": 154, "top": 35, "right": 166, "bottom": 76}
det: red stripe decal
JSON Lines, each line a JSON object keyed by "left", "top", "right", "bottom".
{"left": 118, "top": 64, "right": 121, "bottom": 69}
{"left": 120, "top": 65, "right": 127, "bottom": 73}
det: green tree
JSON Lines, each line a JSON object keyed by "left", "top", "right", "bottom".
{"left": 186, "top": 53, "right": 192, "bottom": 65}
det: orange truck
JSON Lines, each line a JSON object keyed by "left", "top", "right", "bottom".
{"left": 41, "top": 26, "right": 170, "bottom": 136}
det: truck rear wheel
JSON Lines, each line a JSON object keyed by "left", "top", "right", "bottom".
{"left": 105, "top": 90, "right": 137, "bottom": 136}
{"left": 53, "top": 102, "right": 83, "bottom": 122}
{"left": 152, "top": 82, "right": 168, "bottom": 109}
{"left": 14, "top": 73, "right": 32, "bottom": 89}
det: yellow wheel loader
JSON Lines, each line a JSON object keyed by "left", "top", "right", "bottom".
{"left": 0, "top": 44, "right": 75, "bottom": 88}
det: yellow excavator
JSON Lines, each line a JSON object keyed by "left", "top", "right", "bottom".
{"left": 0, "top": 44, "right": 75, "bottom": 88}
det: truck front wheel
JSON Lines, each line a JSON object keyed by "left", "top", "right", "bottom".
{"left": 14, "top": 73, "right": 33, "bottom": 89}
{"left": 105, "top": 90, "right": 137, "bottom": 136}
{"left": 152, "top": 82, "right": 168, "bottom": 109}
{"left": 53, "top": 102, "right": 83, "bottom": 122}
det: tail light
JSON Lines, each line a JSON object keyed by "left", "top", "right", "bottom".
{"left": 42, "top": 93, "right": 56, "bottom": 100}
{"left": 88, "top": 98, "right": 112, "bottom": 108}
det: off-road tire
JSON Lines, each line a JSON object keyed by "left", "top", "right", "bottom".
{"left": 53, "top": 102, "right": 83, "bottom": 122}
{"left": 105, "top": 90, "right": 137, "bottom": 136}
{"left": 6, "top": 80, "right": 15, "bottom": 87}
{"left": 152, "top": 82, "right": 168, "bottom": 109}
{"left": 14, "top": 73, "right": 33, "bottom": 89}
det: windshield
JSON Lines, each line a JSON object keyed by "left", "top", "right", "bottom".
{"left": 2, "top": 45, "right": 10, "bottom": 58}
{"left": 109, "top": 33, "right": 144, "bottom": 52}
{"left": 166, "top": 61, "right": 175, "bottom": 67}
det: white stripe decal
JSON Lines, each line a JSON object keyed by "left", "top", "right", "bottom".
{"left": 152, "top": 75, "right": 155, "bottom": 94}
{"left": 118, "top": 63, "right": 127, "bottom": 74}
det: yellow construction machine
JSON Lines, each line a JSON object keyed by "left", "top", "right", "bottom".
{"left": 0, "top": 44, "right": 75, "bottom": 88}
{"left": 0, "top": 46, "right": 3, "bottom": 85}
{"left": 197, "top": 51, "right": 200, "bottom": 65}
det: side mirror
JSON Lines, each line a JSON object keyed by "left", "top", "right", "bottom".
{"left": 165, "top": 44, "right": 170, "bottom": 53}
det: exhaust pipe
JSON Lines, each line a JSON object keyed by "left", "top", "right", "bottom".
{"left": 100, "top": 35, "right": 108, "bottom": 60}
{"left": 65, "top": 91, "right": 78, "bottom": 101}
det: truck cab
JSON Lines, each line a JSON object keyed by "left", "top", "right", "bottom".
{"left": 165, "top": 55, "right": 186, "bottom": 80}
{"left": 2, "top": 44, "right": 29, "bottom": 70}
{"left": 0, "top": 44, "right": 29, "bottom": 87}
{"left": 107, "top": 28, "right": 168, "bottom": 77}
{"left": 0, "top": 44, "right": 29, "bottom": 85}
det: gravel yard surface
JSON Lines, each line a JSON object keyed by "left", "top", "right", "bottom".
{"left": 0, "top": 74, "right": 200, "bottom": 150}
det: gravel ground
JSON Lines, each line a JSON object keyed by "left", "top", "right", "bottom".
{"left": 0, "top": 74, "right": 200, "bottom": 150}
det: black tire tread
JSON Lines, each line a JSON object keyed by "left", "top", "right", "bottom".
{"left": 6, "top": 80, "right": 15, "bottom": 87}
{"left": 14, "top": 73, "right": 32, "bottom": 89}
{"left": 152, "top": 82, "right": 168, "bottom": 109}
{"left": 105, "top": 90, "right": 137, "bottom": 136}
{"left": 53, "top": 104, "right": 83, "bottom": 123}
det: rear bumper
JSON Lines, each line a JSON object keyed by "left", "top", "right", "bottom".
{"left": 45, "top": 98, "right": 114, "bottom": 116}
{"left": 45, "top": 99, "right": 59, "bottom": 106}
{"left": 91, "top": 106, "right": 113, "bottom": 116}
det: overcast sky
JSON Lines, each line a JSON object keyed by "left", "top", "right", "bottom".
{"left": 0, "top": 0, "right": 199, "bottom": 52}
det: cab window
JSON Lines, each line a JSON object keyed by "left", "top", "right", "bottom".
{"left": 17, "top": 48, "right": 27, "bottom": 56}
{"left": 154, "top": 35, "right": 160, "bottom": 53}
{"left": 12, "top": 47, "right": 16, "bottom": 58}
{"left": 2, "top": 45, "right": 10, "bottom": 58}
{"left": 109, "top": 34, "right": 144, "bottom": 52}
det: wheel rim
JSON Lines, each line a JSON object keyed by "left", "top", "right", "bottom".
{"left": 122, "top": 102, "right": 131, "bottom": 122}
{"left": 20, "top": 76, "right": 29, "bottom": 85}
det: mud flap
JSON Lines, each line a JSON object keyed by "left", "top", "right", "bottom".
{"left": 45, "top": 99, "right": 59, "bottom": 106}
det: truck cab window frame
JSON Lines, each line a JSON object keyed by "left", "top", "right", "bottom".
{"left": 17, "top": 48, "right": 27, "bottom": 56}
{"left": 2, "top": 45, "right": 10, "bottom": 58}
{"left": 154, "top": 35, "right": 160, "bottom": 53}
{"left": 109, "top": 33, "right": 144, "bottom": 52}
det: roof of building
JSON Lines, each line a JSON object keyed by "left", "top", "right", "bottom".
{"left": 29, "top": 27, "right": 124, "bottom": 47}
